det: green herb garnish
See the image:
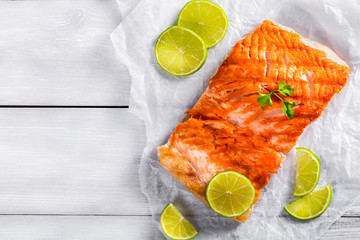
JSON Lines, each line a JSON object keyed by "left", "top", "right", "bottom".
{"left": 257, "top": 81, "right": 296, "bottom": 119}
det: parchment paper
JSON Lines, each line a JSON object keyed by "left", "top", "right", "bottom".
{"left": 115, "top": 0, "right": 140, "bottom": 20}
{"left": 111, "top": 0, "right": 360, "bottom": 239}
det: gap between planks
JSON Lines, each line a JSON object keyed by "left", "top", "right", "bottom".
{"left": 0, "top": 106, "right": 129, "bottom": 108}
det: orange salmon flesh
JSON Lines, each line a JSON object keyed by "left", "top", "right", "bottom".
{"left": 157, "top": 20, "right": 350, "bottom": 222}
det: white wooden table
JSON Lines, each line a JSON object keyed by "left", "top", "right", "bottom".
{"left": 0, "top": 1, "right": 358, "bottom": 239}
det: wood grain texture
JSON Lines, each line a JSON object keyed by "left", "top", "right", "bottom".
{"left": 0, "top": 108, "right": 357, "bottom": 239}
{"left": 0, "top": 0, "right": 131, "bottom": 106}
{"left": 0, "top": 108, "right": 149, "bottom": 215}
{"left": 0, "top": 216, "right": 155, "bottom": 240}
{"left": 0, "top": 0, "right": 358, "bottom": 238}
{"left": 323, "top": 217, "right": 360, "bottom": 239}
{"left": 0, "top": 215, "right": 358, "bottom": 240}
{"left": 343, "top": 202, "right": 360, "bottom": 217}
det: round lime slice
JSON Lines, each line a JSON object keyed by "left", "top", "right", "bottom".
{"left": 160, "top": 203, "right": 198, "bottom": 240}
{"left": 293, "top": 147, "right": 321, "bottom": 197}
{"left": 155, "top": 26, "right": 207, "bottom": 76}
{"left": 285, "top": 184, "right": 332, "bottom": 220}
{"left": 206, "top": 171, "right": 255, "bottom": 218}
{"left": 177, "top": 0, "right": 228, "bottom": 48}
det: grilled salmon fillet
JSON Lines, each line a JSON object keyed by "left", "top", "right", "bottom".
{"left": 157, "top": 20, "right": 350, "bottom": 222}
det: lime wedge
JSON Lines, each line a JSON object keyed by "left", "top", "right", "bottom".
{"left": 285, "top": 184, "right": 332, "bottom": 220}
{"left": 160, "top": 203, "right": 198, "bottom": 240}
{"left": 293, "top": 147, "right": 321, "bottom": 197}
{"left": 177, "top": 0, "right": 228, "bottom": 48}
{"left": 206, "top": 171, "right": 255, "bottom": 218}
{"left": 155, "top": 26, "right": 207, "bottom": 76}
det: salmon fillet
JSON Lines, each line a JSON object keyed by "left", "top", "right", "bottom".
{"left": 157, "top": 20, "right": 350, "bottom": 222}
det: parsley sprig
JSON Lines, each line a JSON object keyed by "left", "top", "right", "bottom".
{"left": 257, "top": 81, "right": 296, "bottom": 119}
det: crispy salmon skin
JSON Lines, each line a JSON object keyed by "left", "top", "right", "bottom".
{"left": 158, "top": 20, "right": 350, "bottom": 222}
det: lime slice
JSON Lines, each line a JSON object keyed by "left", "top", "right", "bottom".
{"left": 160, "top": 203, "right": 198, "bottom": 240}
{"left": 206, "top": 171, "right": 255, "bottom": 218}
{"left": 177, "top": 0, "right": 228, "bottom": 48}
{"left": 285, "top": 184, "right": 332, "bottom": 220}
{"left": 155, "top": 26, "right": 207, "bottom": 76}
{"left": 293, "top": 147, "right": 321, "bottom": 197}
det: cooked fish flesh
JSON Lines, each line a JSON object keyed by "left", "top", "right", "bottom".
{"left": 158, "top": 20, "right": 350, "bottom": 222}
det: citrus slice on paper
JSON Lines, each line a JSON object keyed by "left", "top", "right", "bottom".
{"left": 160, "top": 203, "right": 199, "bottom": 240}
{"left": 293, "top": 147, "right": 321, "bottom": 197}
{"left": 206, "top": 171, "right": 255, "bottom": 218}
{"left": 155, "top": 26, "right": 207, "bottom": 76}
{"left": 285, "top": 184, "right": 332, "bottom": 220}
{"left": 177, "top": 0, "right": 228, "bottom": 48}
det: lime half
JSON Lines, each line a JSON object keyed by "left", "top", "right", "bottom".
{"left": 285, "top": 184, "right": 332, "bottom": 220}
{"left": 206, "top": 171, "right": 255, "bottom": 218}
{"left": 160, "top": 203, "right": 198, "bottom": 240}
{"left": 177, "top": 0, "right": 228, "bottom": 48}
{"left": 155, "top": 26, "right": 207, "bottom": 76}
{"left": 293, "top": 147, "right": 321, "bottom": 197}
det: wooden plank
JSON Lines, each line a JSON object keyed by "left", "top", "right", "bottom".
{"left": 0, "top": 107, "right": 358, "bottom": 218}
{"left": 0, "top": 1, "right": 131, "bottom": 106}
{"left": 0, "top": 216, "right": 155, "bottom": 240}
{"left": 323, "top": 217, "right": 360, "bottom": 239}
{"left": 0, "top": 215, "right": 358, "bottom": 239}
{"left": 0, "top": 108, "right": 149, "bottom": 215}
{"left": 343, "top": 202, "right": 360, "bottom": 217}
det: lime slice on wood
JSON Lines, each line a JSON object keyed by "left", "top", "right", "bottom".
{"left": 177, "top": 0, "right": 228, "bottom": 48}
{"left": 160, "top": 203, "right": 198, "bottom": 240}
{"left": 293, "top": 147, "right": 321, "bottom": 197}
{"left": 285, "top": 184, "right": 332, "bottom": 220}
{"left": 155, "top": 26, "right": 207, "bottom": 76}
{"left": 206, "top": 171, "right": 255, "bottom": 218}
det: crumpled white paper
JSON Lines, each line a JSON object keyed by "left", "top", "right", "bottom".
{"left": 115, "top": 0, "right": 141, "bottom": 20}
{"left": 111, "top": 0, "right": 360, "bottom": 239}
